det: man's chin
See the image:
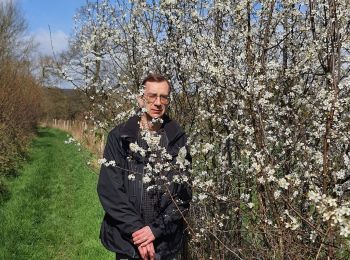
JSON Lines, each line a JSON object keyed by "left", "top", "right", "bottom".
{"left": 145, "top": 112, "right": 163, "bottom": 120}
{"left": 150, "top": 113, "right": 163, "bottom": 119}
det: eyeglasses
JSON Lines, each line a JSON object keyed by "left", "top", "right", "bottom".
{"left": 143, "top": 93, "right": 170, "bottom": 105}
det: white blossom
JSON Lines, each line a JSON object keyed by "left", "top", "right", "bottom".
{"left": 198, "top": 193, "right": 208, "bottom": 201}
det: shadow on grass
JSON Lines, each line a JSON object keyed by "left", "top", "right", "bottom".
{"left": 1, "top": 128, "right": 56, "bottom": 205}
{"left": 36, "top": 128, "right": 56, "bottom": 138}
{"left": 28, "top": 128, "right": 55, "bottom": 151}
{"left": 30, "top": 139, "right": 53, "bottom": 149}
{"left": 0, "top": 179, "right": 11, "bottom": 205}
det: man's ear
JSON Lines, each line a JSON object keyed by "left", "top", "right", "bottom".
{"left": 137, "top": 96, "right": 145, "bottom": 108}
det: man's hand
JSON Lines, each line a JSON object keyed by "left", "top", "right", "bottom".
{"left": 137, "top": 242, "right": 155, "bottom": 260}
{"left": 132, "top": 226, "right": 155, "bottom": 247}
{"left": 138, "top": 245, "right": 148, "bottom": 259}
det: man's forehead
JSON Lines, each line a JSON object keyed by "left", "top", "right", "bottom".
{"left": 144, "top": 81, "right": 170, "bottom": 93}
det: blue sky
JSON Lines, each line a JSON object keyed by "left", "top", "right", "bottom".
{"left": 17, "top": 0, "right": 88, "bottom": 55}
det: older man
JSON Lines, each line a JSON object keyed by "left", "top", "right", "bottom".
{"left": 97, "top": 73, "right": 191, "bottom": 260}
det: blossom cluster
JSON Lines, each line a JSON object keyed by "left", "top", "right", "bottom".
{"left": 64, "top": 135, "right": 82, "bottom": 151}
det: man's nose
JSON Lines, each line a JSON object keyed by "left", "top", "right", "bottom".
{"left": 154, "top": 96, "right": 161, "bottom": 105}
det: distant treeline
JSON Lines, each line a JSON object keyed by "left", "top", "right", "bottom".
{"left": 42, "top": 87, "right": 88, "bottom": 121}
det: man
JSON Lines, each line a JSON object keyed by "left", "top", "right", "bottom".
{"left": 97, "top": 73, "right": 192, "bottom": 260}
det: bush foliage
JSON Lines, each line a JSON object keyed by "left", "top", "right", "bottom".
{"left": 0, "top": 2, "right": 43, "bottom": 198}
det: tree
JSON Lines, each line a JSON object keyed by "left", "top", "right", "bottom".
{"left": 0, "top": 1, "right": 33, "bottom": 62}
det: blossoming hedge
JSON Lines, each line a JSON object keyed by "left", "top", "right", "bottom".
{"left": 61, "top": 0, "right": 350, "bottom": 258}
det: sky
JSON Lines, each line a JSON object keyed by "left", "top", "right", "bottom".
{"left": 17, "top": 0, "right": 88, "bottom": 56}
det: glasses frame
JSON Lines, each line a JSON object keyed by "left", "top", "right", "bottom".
{"left": 143, "top": 93, "right": 170, "bottom": 105}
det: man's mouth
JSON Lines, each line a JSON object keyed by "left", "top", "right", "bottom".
{"left": 151, "top": 109, "right": 162, "bottom": 114}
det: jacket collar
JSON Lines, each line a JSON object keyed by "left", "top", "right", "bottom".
{"left": 120, "top": 114, "right": 183, "bottom": 144}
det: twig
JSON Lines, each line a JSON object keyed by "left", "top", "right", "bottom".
{"left": 315, "top": 225, "right": 332, "bottom": 260}
{"left": 48, "top": 25, "right": 58, "bottom": 62}
{"left": 207, "top": 230, "right": 243, "bottom": 260}
{"left": 163, "top": 184, "right": 196, "bottom": 236}
{"left": 282, "top": 195, "right": 327, "bottom": 237}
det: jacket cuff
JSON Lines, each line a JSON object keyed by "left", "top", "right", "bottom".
{"left": 149, "top": 223, "right": 163, "bottom": 238}
{"left": 126, "top": 222, "right": 145, "bottom": 237}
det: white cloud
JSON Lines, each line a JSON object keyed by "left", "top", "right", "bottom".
{"left": 33, "top": 28, "right": 69, "bottom": 56}
{"left": 0, "top": 0, "right": 16, "bottom": 4}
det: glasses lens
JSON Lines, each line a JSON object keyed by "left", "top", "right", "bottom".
{"left": 160, "top": 96, "right": 169, "bottom": 104}
{"left": 144, "top": 94, "right": 169, "bottom": 104}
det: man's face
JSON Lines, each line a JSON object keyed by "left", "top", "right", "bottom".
{"left": 141, "top": 80, "right": 170, "bottom": 119}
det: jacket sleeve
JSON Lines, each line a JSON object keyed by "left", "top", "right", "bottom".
{"left": 97, "top": 130, "right": 144, "bottom": 237}
{"left": 149, "top": 135, "right": 192, "bottom": 238}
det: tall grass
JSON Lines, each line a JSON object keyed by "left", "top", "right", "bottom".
{"left": 42, "top": 119, "right": 105, "bottom": 158}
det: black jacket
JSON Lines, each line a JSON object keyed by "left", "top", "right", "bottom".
{"left": 97, "top": 115, "right": 192, "bottom": 259}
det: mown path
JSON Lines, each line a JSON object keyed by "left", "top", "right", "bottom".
{"left": 0, "top": 127, "right": 113, "bottom": 259}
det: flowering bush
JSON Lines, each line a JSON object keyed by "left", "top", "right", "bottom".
{"left": 61, "top": 0, "right": 350, "bottom": 258}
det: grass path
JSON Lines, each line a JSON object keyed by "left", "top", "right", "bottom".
{"left": 0, "top": 127, "right": 113, "bottom": 259}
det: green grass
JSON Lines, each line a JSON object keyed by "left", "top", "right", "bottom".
{"left": 0, "top": 127, "right": 114, "bottom": 260}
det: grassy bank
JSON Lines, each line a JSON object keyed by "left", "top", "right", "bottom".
{"left": 0, "top": 127, "right": 113, "bottom": 259}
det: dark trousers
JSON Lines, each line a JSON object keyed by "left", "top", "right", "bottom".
{"left": 115, "top": 253, "right": 138, "bottom": 260}
{"left": 116, "top": 252, "right": 180, "bottom": 260}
